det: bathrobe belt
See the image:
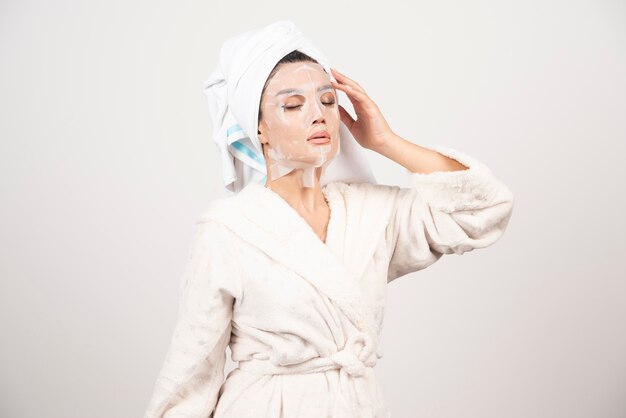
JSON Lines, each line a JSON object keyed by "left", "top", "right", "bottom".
{"left": 239, "top": 332, "right": 383, "bottom": 406}
{"left": 238, "top": 331, "right": 383, "bottom": 377}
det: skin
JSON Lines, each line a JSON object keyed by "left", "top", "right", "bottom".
{"left": 258, "top": 62, "right": 341, "bottom": 180}
{"left": 257, "top": 62, "right": 338, "bottom": 243}
{"left": 257, "top": 63, "right": 469, "bottom": 243}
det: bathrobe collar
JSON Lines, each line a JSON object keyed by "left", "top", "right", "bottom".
{"left": 199, "top": 180, "right": 382, "bottom": 341}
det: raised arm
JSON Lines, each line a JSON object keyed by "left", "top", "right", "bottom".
{"left": 328, "top": 68, "right": 514, "bottom": 282}
{"left": 384, "top": 144, "right": 515, "bottom": 282}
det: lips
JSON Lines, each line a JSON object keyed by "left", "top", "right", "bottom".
{"left": 307, "top": 130, "right": 330, "bottom": 141}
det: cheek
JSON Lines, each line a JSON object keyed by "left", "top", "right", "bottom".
{"left": 283, "top": 120, "right": 310, "bottom": 142}
{"left": 328, "top": 105, "right": 340, "bottom": 120}
{"left": 325, "top": 106, "right": 341, "bottom": 128}
{"left": 276, "top": 111, "right": 310, "bottom": 131}
{"left": 265, "top": 112, "right": 309, "bottom": 143}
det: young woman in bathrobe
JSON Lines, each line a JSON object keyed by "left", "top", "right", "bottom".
{"left": 143, "top": 51, "right": 515, "bottom": 418}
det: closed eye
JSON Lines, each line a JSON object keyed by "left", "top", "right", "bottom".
{"left": 283, "top": 101, "right": 335, "bottom": 110}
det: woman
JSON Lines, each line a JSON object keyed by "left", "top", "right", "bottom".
{"left": 143, "top": 21, "right": 514, "bottom": 418}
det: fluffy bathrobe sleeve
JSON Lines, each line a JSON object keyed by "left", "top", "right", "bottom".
{"left": 385, "top": 145, "right": 515, "bottom": 282}
{"left": 143, "top": 220, "right": 240, "bottom": 418}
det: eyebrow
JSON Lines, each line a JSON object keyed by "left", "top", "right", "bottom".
{"left": 275, "top": 84, "right": 333, "bottom": 96}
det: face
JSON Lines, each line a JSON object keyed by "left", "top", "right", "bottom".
{"left": 257, "top": 61, "right": 340, "bottom": 169}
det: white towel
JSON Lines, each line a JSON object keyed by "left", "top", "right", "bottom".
{"left": 202, "top": 19, "right": 377, "bottom": 194}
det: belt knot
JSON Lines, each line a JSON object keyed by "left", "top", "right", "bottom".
{"left": 329, "top": 332, "right": 381, "bottom": 377}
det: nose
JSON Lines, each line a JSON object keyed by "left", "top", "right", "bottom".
{"left": 308, "top": 99, "right": 325, "bottom": 122}
{"left": 312, "top": 115, "right": 325, "bottom": 125}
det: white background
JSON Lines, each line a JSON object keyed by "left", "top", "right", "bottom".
{"left": 1, "top": 1, "right": 625, "bottom": 417}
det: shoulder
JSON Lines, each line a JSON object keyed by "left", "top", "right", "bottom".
{"left": 324, "top": 180, "right": 404, "bottom": 204}
{"left": 195, "top": 192, "right": 242, "bottom": 223}
{"left": 323, "top": 180, "right": 404, "bottom": 226}
{"left": 189, "top": 195, "right": 239, "bottom": 240}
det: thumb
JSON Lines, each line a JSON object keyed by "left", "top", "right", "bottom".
{"left": 337, "top": 104, "right": 355, "bottom": 130}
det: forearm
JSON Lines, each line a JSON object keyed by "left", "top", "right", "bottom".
{"left": 372, "top": 132, "right": 469, "bottom": 174}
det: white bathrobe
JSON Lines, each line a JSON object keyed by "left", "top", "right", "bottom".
{"left": 143, "top": 145, "right": 515, "bottom": 418}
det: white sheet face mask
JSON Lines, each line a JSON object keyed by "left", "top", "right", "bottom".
{"left": 258, "top": 61, "right": 341, "bottom": 187}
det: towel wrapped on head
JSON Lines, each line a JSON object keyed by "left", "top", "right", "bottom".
{"left": 202, "top": 19, "right": 377, "bottom": 193}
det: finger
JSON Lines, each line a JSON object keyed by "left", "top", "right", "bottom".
{"left": 334, "top": 79, "right": 366, "bottom": 96}
{"left": 330, "top": 68, "right": 365, "bottom": 94}
{"left": 330, "top": 67, "right": 357, "bottom": 85}
{"left": 335, "top": 83, "right": 380, "bottom": 117}
{"left": 331, "top": 80, "right": 367, "bottom": 103}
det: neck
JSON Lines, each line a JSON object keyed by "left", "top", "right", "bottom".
{"left": 264, "top": 166, "right": 327, "bottom": 211}
{"left": 261, "top": 142, "right": 330, "bottom": 212}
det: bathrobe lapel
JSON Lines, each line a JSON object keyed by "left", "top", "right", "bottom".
{"left": 199, "top": 181, "right": 381, "bottom": 340}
